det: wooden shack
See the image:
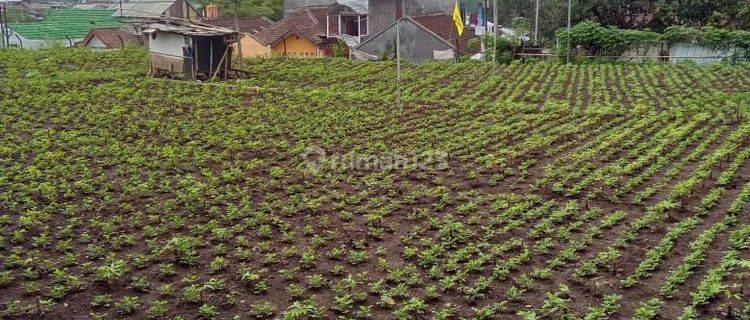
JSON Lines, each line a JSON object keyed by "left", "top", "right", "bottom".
{"left": 140, "top": 21, "right": 239, "bottom": 80}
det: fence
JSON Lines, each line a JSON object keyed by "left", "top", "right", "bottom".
{"left": 516, "top": 49, "right": 749, "bottom": 65}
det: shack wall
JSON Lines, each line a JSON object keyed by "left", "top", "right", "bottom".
{"left": 148, "top": 31, "right": 188, "bottom": 57}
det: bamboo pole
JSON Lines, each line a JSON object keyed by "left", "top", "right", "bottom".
{"left": 212, "top": 46, "right": 229, "bottom": 80}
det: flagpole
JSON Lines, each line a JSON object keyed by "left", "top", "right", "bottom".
{"left": 455, "top": 33, "right": 460, "bottom": 62}
{"left": 451, "top": 0, "right": 463, "bottom": 63}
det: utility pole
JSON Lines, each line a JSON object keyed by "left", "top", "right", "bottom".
{"left": 534, "top": 0, "right": 539, "bottom": 46}
{"left": 0, "top": 3, "right": 5, "bottom": 48}
{"left": 233, "top": 0, "right": 243, "bottom": 67}
{"left": 483, "top": 0, "right": 488, "bottom": 33}
{"left": 566, "top": 0, "right": 572, "bottom": 64}
{"left": 396, "top": 18, "right": 401, "bottom": 109}
{"left": 492, "top": 0, "right": 498, "bottom": 69}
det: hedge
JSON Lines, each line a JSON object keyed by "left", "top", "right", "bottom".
{"left": 557, "top": 21, "right": 750, "bottom": 55}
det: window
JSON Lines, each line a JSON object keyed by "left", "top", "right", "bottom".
{"left": 340, "top": 15, "right": 368, "bottom": 37}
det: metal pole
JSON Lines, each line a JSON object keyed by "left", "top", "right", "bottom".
{"left": 484, "top": 0, "right": 489, "bottom": 33}
{"left": 455, "top": 35, "right": 460, "bottom": 63}
{"left": 396, "top": 19, "right": 401, "bottom": 110}
{"left": 0, "top": 3, "right": 5, "bottom": 48}
{"left": 534, "top": 0, "right": 539, "bottom": 46}
{"left": 233, "top": 0, "right": 243, "bottom": 67}
{"left": 0, "top": 3, "right": 7, "bottom": 48}
{"left": 492, "top": 0, "right": 498, "bottom": 70}
{"left": 566, "top": 0, "right": 572, "bottom": 64}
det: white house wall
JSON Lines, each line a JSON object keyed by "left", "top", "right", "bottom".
{"left": 86, "top": 36, "right": 108, "bottom": 50}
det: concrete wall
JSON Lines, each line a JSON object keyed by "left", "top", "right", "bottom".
{"left": 620, "top": 42, "right": 736, "bottom": 65}
{"left": 670, "top": 42, "right": 734, "bottom": 65}
{"left": 240, "top": 36, "right": 272, "bottom": 58}
{"left": 358, "top": 18, "right": 453, "bottom": 62}
{"left": 620, "top": 44, "right": 664, "bottom": 63}
{"left": 403, "top": 0, "right": 452, "bottom": 15}
{"left": 367, "top": 0, "right": 396, "bottom": 39}
{"left": 367, "top": 0, "right": 453, "bottom": 41}
{"left": 272, "top": 34, "right": 322, "bottom": 57}
{"left": 6, "top": 31, "right": 77, "bottom": 49}
{"left": 283, "top": 0, "right": 454, "bottom": 38}
{"left": 6, "top": 32, "right": 41, "bottom": 49}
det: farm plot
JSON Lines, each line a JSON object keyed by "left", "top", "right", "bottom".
{"left": 0, "top": 48, "right": 749, "bottom": 319}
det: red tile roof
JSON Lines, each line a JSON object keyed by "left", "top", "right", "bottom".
{"left": 257, "top": 4, "right": 354, "bottom": 47}
{"left": 83, "top": 28, "right": 142, "bottom": 48}
{"left": 205, "top": 17, "right": 274, "bottom": 38}
{"left": 411, "top": 12, "right": 477, "bottom": 54}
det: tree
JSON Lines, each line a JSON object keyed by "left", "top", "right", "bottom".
{"left": 645, "top": 0, "right": 750, "bottom": 30}
{"left": 212, "top": 0, "right": 282, "bottom": 20}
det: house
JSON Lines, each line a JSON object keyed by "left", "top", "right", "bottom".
{"left": 111, "top": 0, "right": 200, "bottom": 20}
{"left": 255, "top": 4, "right": 358, "bottom": 58}
{"left": 138, "top": 20, "right": 239, "bottom": 79}
{"left": 82, "top": 27, "right": 143, "bottom": 49}
{"left": 284, "top": 0, "right": 455, "bottom": 40}
{"left": 356, "top": 12, "right": 477, "bottom": 62}
{"left": 5, "top": 9, "right": 123, "bottom": 49}
{"left": 206, "top": 17, "right": 274, "bottom": 58}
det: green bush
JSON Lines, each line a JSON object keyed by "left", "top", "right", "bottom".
{"left": 557, "top": 21, "right": 750, "bottom": 56}
{"left": 482, "top": 35, "right": 518, "bottom": 64}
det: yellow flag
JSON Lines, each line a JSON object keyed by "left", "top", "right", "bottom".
{"left": 452, "top": 1, "right": 464, "bottom": 37}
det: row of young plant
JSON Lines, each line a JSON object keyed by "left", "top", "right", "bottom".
{"left": 243, "top": 57, "right": 750, "bottom": 115}
{"left": 3, "top": 48, "right": 750, "bottom": 318}
{"left": 631, "top": 179, "right": 750, "bottom": 319}
{"left": 621, "top": 144, "right": 750, "bottom": 287}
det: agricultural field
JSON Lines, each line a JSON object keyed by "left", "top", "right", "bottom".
{"left": 1, "top": 48, "right": 749, "bottom": 319}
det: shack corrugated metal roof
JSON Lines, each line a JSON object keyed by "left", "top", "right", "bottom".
{"left": 141, "top": 21, "right": 238, "bottom": 37}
